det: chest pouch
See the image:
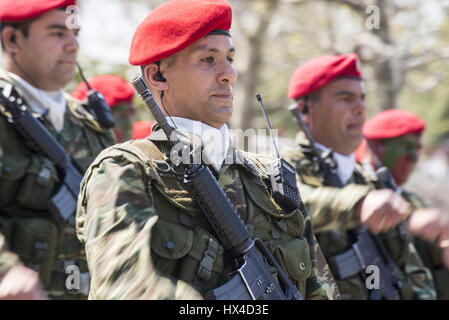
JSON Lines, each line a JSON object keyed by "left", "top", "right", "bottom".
{"left": 10, "top": 217, "right": 58, "bottom": 288}
{"left": 16, "top": 155, "right": 59, "bottom": 212}
{"left": 0, "top": 152, "right": 29, "bottom": 207}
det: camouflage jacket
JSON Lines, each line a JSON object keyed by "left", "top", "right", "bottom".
{"left": 76, "top": 127, "right": 329, "bottom": 300}
{"left": 403, "top": 191, "right": 449, "bottom": 300}
{"left": 0, "top": 71, "right": 116, "bottom": 295}
{"left": 280, "top": 136, "right": 436, "bottom": 300}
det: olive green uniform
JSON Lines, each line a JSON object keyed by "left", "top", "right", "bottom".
{"left": 0, "top": 71, "right": 116, "bottom": 298}
{"left": 76, "top": 126, "right": 328, "bottom": 299}
{"left": 280, "top": 135, "right": 436, "bottom": 300}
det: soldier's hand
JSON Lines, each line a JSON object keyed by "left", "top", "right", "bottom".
{"left": 0, "top": 264, "right": 48, "bottom": 300}
{"left": 406, "top": 208, "right": 449, "bottom": 248}
{"left": 354, "top": 189, "right": 411, "bottom": 234}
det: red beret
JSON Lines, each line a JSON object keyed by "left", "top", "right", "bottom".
{"left": 0, "top": 0, "right": 76, "bottom": 22}
{"left": 132, "top": 121, "right": 153, "bottom": 140}
{"left": 288, "top": 53, "right": 362, "bottom": 99}
{"left": 71, "top": 75, "right": 134, "bottom": 108}
{"left": 363, "top": 109, "right": 426, "bottom": 139}
{"left": 129, "top": 0, "right": 232, "bottom": 66}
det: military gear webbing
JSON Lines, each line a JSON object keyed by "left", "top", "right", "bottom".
{"left": 287, "top": 110, "right": 403, "bottom": 299}
{"left": 132, "top": 77, "right": 303, "bottom": 300}
{"left": 0, "top": 81, "right": 83, "bottom": 226}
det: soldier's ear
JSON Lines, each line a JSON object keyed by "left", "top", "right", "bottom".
{"left": 296, "top": 99, "right": 312, "bottom": 124}
{"left": 1, "top": 26, "right": 20, "bottom": 55}
{"left": 143, "top": 63, "right": 169, "bottom": 92}
{"left": 295, "top": 99, "right": 309, "bottom": 115}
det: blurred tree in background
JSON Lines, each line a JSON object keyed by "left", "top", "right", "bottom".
{"left": 69, "top": 0, "right": 449, "bottom": 147}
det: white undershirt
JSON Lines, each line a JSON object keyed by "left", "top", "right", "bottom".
{"left": 8, "top": 72, "right": 66, "bottom": 132}
{"left": 315, "top": 142, "right": 355, "bottom": 185}
{"left": 168, "top": 117, "right": 231, "bottom": 171}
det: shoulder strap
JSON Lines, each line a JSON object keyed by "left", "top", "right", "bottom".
{"left": 123, "top": 139, "right": 200, "bottom": 214}
{"left": 113, "top": 139, "right": 165, "bottom": 183}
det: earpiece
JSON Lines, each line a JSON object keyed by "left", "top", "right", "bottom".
{"left": 10, "top": 34, "right": 16, "bottom": 43}
{"left": 155, "top": 71, "right": 166, "bottom": 82}
{"left": 302, "top": 105, "right": 309, "bottom": 114}
{"left": 154, "top": 61, "right": 167, "bottom": 82}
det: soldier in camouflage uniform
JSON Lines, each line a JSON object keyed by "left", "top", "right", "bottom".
{"left": 0, "top": 0, "right": 116, "bottom": 299}
{"left": 76, "top": 0, "right": 329, "bottom": 300}
{"left": 280, "top": 54, "right": 437, "bottom": 299}
{"left": 356, "top": 109, "right": 449, "bottom": 299}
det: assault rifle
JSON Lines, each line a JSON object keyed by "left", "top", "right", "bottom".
{"left": 133, "top": 77, "right": 303, "bottom": 300}
{"left": 0, "top": 82, "right": 83, "bottom": 226}
{"left": 289, "top": 104, "right": 402, "bottom": 300}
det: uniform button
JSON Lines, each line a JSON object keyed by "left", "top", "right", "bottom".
{"left": 299, "top": 262, "right": 305, "bottom": 271}
{"left": 166, "top": 241, "right": 175, "bottom": 250}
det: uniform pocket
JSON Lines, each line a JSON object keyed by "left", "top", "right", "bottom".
{"left": 11, "top": 217, "right": 58, "bottom": 288}
{"left": 151, "top": 219, "right": 194, "bottom": 260}
{"left": 0, "top": 154, "right": 28, "bottom": 206}
{"left": 179, "top": 226, "right": 226, "bottom": 292}
{"left": 272, "top": 237, "right": 312, "bottom": 282}
{"left": 150, "top": 219, "right": 194, "bottom": 286}
{"left": 16, "top": 156, "right": 59, "bottom": 211}
{"left": 151, "top": 219, "right": 227, "bottom": 293}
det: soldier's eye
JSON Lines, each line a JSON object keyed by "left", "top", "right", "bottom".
{"left": 201, "top": 56, "right": 214, "bottom": 64}
{"left": 51, "top": 32, "right": 65, "bottom": 38}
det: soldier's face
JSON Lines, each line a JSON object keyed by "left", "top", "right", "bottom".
{"left": 162, "top": 35, "right": 237, "bottom": 129}
{"left": 12, "top": 9, "right": 79, "bottom": 91}
{"left": 376, "top": 134, "right": 422, "bottom": 186}
{"left": 306, "top": 78, "right": 366, "bottom": 155}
